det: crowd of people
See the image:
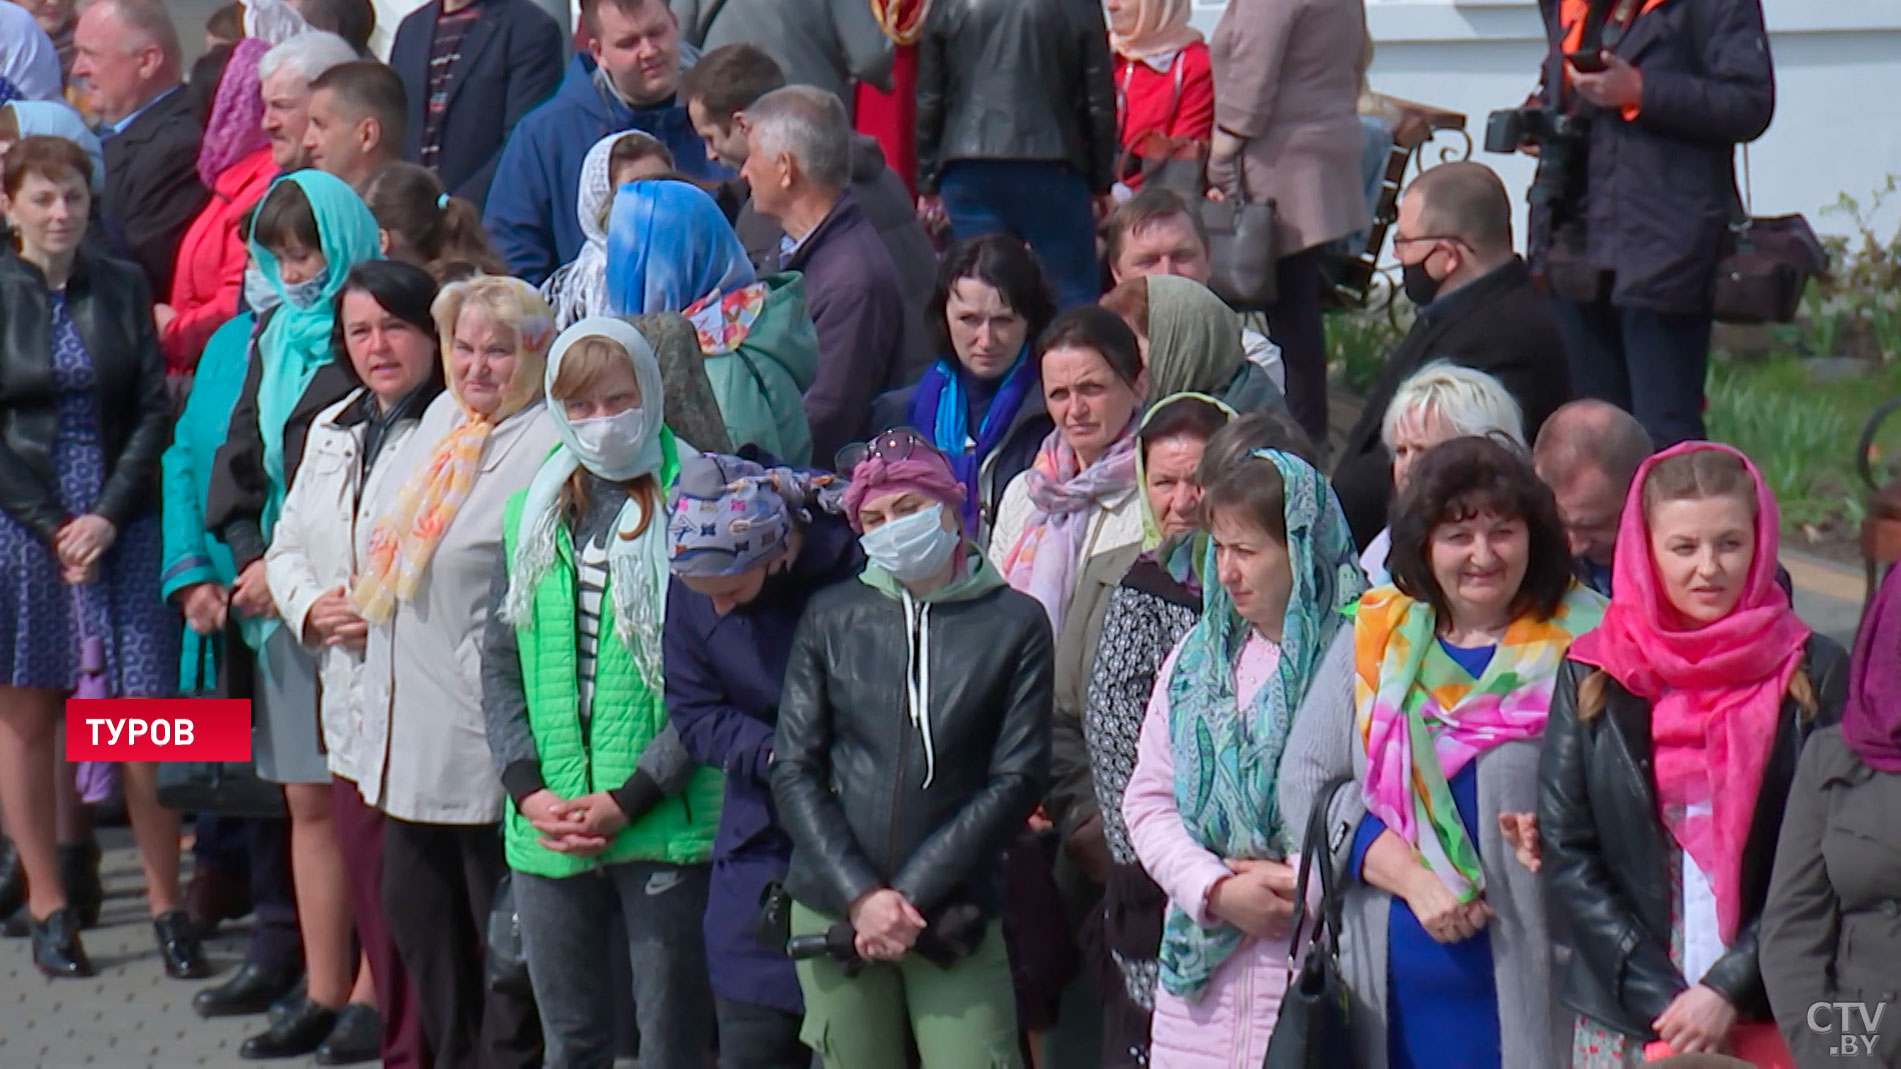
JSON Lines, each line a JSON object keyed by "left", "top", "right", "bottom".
{"left": 2, "top": 0, "right": 1896, "bottom": 1067}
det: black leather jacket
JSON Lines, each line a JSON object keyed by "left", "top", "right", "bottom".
{"left": 915, "top": 0, "right": 1119, "bottom": 195}
{"left": 1539, "top": 637, "right": 1849, "bottom": 1038}
{"left": 0, "top": 248, "right": 169, "bottom": 543}
{"left": 770, "top": 571, "right": 1053, "bottom": 923}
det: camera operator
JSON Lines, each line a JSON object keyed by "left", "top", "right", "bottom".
{"left": 1510, "top": 0, "right": 1774, "bottom": 447}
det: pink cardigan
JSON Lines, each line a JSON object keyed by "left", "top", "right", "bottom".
{"left": 1124, "top": 633, "right": 1292, "bottom": 1068}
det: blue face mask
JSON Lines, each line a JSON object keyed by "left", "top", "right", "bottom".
{"left": 860, "top": 503, "right": 959, "bottom": 581}
{"left": 281, "top": 267, "right": 330, "bottom": 311}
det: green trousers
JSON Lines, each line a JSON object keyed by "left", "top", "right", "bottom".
{"left": 791, "top": 901, "right": 1022, "bottom": 1069}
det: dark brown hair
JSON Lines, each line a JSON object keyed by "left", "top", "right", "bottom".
{"left": 310, "top": 60, "right": 408, "bottom": 150}
{"left": 680, "top": 43, "right": 785, "bottom": 126}
{"left": 1201, "top": 456, "right": 1288, "bottom": 543}
{"left": 930, "top": 234, "right": 1057, "bottom": 361}
{"left": 296, "top": 0, "right": 375, "bottom": 54}
{"left": 1037, "top": 305, "right": 1144, "bottom": 389}
{"left": 1103, "top": 185, "right": 1209, "bottom": 271}
{"left": 3, "top": 136, "right": 92, "bottom": 197}
{"left": 363, "top": 163, "right": 505, "bottom": 282}
{"left": 1386, "top": 436, "right": 1573, "bottom": 623}
{"left": 579, "top": 0, "right": 668, "bottom": 37}
{"left": 205, "top": 2, "right": 244, "bottom": 45}
{"left": 1099, "top": 275, "right": 1151, "bottom": 337}
{"left": 1139, "top": 395, "right": 1229, "bottom": 461}
{"left": 1197, "top": 409, "right": 1319, "bottom": 480}
{"left": 251, "top": 179, "right": 321, "bottom": 254}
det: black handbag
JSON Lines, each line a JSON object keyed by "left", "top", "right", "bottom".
{"left": 155, "top": 624, "right": 285, "bottom": 819}
{"left": 1713, "top": 148, "right": 1827, "bottom": 325}
{"left": 1203, "top": 157, "right": 1280, "bottom": 312}
{"left": 1262, "top": 776, "right": 1358, "bottom": 1069}
{"left": 485, "top": 871, "right": 532, "bottom": 997}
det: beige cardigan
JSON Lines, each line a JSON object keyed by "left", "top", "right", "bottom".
{"left": 355, "top": 393, "right": 561, "bottom": 825}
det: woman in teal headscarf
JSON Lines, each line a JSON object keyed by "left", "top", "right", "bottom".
{"left": 605, "top": 178, "right": 817, "bottom": 464}
{"left": 199, "top": 170, "right": 383, "bottom": 1057}
{"left": 1123, "top": 446, "right": 1367, "bottom": 1066}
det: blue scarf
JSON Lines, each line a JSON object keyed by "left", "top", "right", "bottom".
{"left": 605, "top": 178, "right": 755, "bottom": 315}
{"left": 1158, "top": 449, "right": 1367, "bottom": 1000}
{"left": 249, "top": 170, "right": 380, "bottom": 537}
{"left": 906, "top": 346, "right": 1038, "bottom": 532}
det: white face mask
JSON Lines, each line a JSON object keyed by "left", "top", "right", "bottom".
{"left": 567, "top": 406, "right": 648, "bottom": 476}
{"left": 243, "top": 266, "right": 281, "bottom": 313}
{"left": 860, "top": 503, "right": 960, "bottom": 582}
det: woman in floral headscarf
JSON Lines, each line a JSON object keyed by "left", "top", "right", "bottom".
{"left": 1124, "top": 446, "right": 1365, "bottom": 1066}
{"left": 1280, "top": 436, "right": 1602, "bottom": 1069}
{"left": 606, "top": 178, "right": 817, "bottom": 465}
{"left": 349, "top": 275, "right": 557, "bottom": 1067}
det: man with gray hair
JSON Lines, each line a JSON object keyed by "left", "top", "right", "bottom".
{"left": 742, "top": 85, "right": 911, "bottom": 462}
{"left": 71, "top": 0, "right": 208, "bottom": 297}
{"left": 259, "top": 31, "right": 358, "bottom": 173}
{"left": 1532, "top": 399, "right": 1653, "bottom": 595}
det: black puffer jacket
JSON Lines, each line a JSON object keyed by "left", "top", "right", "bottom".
{"left": 915, "top": 0, "right": 1119, "bottom": 195}
{"left": 1530, "top": 0, "right": 1775, "bottom": 314}
{"left": 1538, "top": 637, "right": 1848, "bottom": 1039}
{"left": 771, "top": 560, "right": 1053, "bottom": 922}
{"left": 0, "top": 248, "right": 169, "bottom": 543}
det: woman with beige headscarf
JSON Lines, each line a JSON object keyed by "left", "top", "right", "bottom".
{"left": 1107, "top": 0, "right": 1213, "bottom": 193}
{"left": 349, "top": 275, "right": 556, "bottom": 1066}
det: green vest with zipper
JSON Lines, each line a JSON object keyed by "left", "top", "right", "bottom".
{"left": 499, "top": 473, "right": 722, "bottom": 878}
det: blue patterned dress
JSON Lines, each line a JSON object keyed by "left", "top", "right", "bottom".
{"left": 0, "top": 293, "right": 175, "bottom": 695}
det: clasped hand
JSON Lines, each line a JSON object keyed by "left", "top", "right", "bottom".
{"left": 304, "top": 587, "right": 368, "bottom": 652}
{"left": 847, "top": 887, "right": 927, "bottom": 963}
{"left": 520, "top": 789, "right": 628, "bottom": 858}
{"left": 55, "top": 514, "right": 115, "bottom": 585}
{"left": 1208, "top": 856, "right": 1298, "bottom": 941}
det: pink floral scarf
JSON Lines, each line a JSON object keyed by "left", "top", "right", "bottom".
{"left": 998, "top": 422, "right": 1139, "bottom": 633}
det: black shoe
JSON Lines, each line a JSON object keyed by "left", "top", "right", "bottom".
{"left": 30, "top": 905, "right": 94, "bottom": 978}
{"left": 313, "top": 1003, "right": 382, "bottom": 1065}
{"left": 193, "top": 962, "right": 305, "bottom": 1018}
{"left": 0, "top": 836, "right": 24, "bottom": 922}
{"left": 267, "top": 975, "right": 308, "bottom": 1026}
{"left": 239, "top": 999, "right": 339, "bottom": 1060}
{"left": 153, "top": 910, "right": 210, "bottom": 979}
{"left": 57, "top": 841, "right": 102, "bottom": 929}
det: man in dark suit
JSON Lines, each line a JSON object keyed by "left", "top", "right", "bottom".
{"left": 390, "top": 0, "right": 565, "bottom": 210}
{"left": 1332, "top": 161, "right": 1574, "bottom": 549}
{"left": 70, "top": 0, "right": 206, "bottom": 300}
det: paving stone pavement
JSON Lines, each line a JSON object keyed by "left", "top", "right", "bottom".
{"left": 0, "top": 832, "right": 262, "bottom": 1068}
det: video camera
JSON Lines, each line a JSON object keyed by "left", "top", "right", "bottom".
{"left": 1482, "top": 105, "right": 1589, "bottom": 213}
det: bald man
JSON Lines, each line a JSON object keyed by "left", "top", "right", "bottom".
{"left": 1332, "top": 161, "right": 1574, "bottom": 548}
{"left": 71, "top": 0, "right": 207, "bottom": 297}
{"left": 1533, "top": 400, "right": 1653, "bottom": 595}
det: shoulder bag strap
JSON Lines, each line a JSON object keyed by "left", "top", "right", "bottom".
{"left": 1285, "top": 775, "right": 1356, "bottom": 966}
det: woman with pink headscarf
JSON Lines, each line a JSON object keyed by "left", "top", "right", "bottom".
{"left": 1541, "top": 442, "right": 1848, "bottom": 1066}
{"left": 157, "top": 38, "right": 275, "bottom": 377}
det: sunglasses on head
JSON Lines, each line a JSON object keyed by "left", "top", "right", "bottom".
{"left": 834, "top": 427, "right": 945, "bottom": 474}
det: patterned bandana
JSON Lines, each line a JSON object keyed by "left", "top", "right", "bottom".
{"left": 666, "top": 453, "right": 809, "bottom": 577}
{"left": 1355, "top": 583, "right": 1606, "bottom": 901}
{"left": 1158, "top": 450, "right": 1365, "bottom": 1000}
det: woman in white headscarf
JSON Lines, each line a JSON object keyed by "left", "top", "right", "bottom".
{"left": 540, "top": 130, "right": 675, "bottom": 329}
{"left": 480, "top": 316, "right": 721, "bottom": 1068}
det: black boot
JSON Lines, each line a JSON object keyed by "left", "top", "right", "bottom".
{"left": 0, "top": 836, "right": 24, "bottom": 922}
{"left": 313, "top": 1003, "right": 382, "bottom": 1065}
{"left": 240, "top": 999, "right": 339, "bottom": 1060}
{"left": 194, "top": 961, "right": 305, "bottom": 1018}
{"left": 153, "top": 909, "right": 210, "bottom": 979}
{"left": 57, "top": 841, "right": 102, "bottom": 929}
{"left": 30, "top": 905, "right": 94, "bottom": 978}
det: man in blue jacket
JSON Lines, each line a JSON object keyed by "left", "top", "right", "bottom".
{"left": 663, "top": 453, "right": 861, "bottom": 1069}
{"left": 483, "top": 0, "right": 726, "bottom": 283}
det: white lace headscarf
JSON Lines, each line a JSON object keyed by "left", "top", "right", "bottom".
{"left": 541, "top": 130, "right": 669, "bottom": 329}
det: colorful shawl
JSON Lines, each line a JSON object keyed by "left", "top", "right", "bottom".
{"left": 1136, "top": 392, "right": 1235, "bottom": 598}
{"left": 682, "top": 281, "right": 768, "bottom": 355}
{"left": 605, "top": 178, "right": 756, "bottom": 318}
{"left": 1356, "top": 583, "right": 1606, "bottom": 901}
{"left": 1567, "top": 442, "right": 1809, "bottom": 940}
{"left": 1159, "top": 450, "right": 1365, "bottom": 999}
{"left": 351, "top": 278, "right": 553, "bottom": 623}
{"left": 906, "top": 345, "right": 1041, "bottom": 534}
{"left": 999, "top": 420, "right": 1141, "bottom": 633}
{"left": 250, "top": 170, "right": 381, "bottom": 535}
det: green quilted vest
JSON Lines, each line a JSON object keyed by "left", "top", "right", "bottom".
{"left": 499, "top": 473, "right": 722, "bottom": 878}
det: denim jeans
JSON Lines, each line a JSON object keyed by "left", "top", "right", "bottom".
{"left": 1552, "top": 297, "right": 1712, "bottom": 447}
{"left": 938, "top": 159, "right": 1101, "bottom": 310}
{"left": 514, "top": 861, "right": 715, "bottom": 1069}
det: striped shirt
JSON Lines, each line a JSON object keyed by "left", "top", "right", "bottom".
{"left": 418, "top": 5, "right": 480, "bottom": 172}
{"left": 575, "top": 531, "right": 609, "bottom": 724}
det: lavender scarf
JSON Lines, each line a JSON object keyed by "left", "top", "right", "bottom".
{"left": 998, "top": 421, "right": 1140, "bottom": 632}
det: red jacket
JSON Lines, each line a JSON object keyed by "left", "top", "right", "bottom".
{"left": 160, "top": 147, "right": 276, "bottom": 373}
{"left": 1115, "top": 42, "right": 1215, "bottom": 189}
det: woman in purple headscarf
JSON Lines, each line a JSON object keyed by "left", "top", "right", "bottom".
{"left": 156, "top": 38, "right": 275, "bottom": 377}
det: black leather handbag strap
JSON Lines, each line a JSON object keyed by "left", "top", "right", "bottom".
{"left": 1286, "top": 776, "right": 1355, "bottom": 967}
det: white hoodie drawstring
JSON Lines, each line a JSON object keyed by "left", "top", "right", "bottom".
{"left": 901, "top": 589, "right": 936, "bottom": 789}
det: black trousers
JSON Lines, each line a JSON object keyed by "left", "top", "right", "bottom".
{"left": 1552, "top": 296, "right": 1713, "bottom": 447}
{"left": 1267, "top": 246, "right": 1330, "bottom": 451}
{"left": 381, "top": 817, "right": 541, "bottom": 1069}
{"left": 245, "top": 817, "right": 302, "bottom": 971}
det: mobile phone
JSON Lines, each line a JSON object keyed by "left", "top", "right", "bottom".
{"left": 1566, "top": 49, "right": 1610, "bottom": 73}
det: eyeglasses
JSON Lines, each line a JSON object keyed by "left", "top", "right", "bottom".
{"left": 834, "top": 427, "right": 943, "bottom": 474}
{"left": 1392, "top": 233, "right": 1472, "bottom": 251}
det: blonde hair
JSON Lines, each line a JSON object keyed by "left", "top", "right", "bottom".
{"left": 1380, "top": 362, "right": 1525, "bottom": 454}
{"left": 547, "top": 332, "right": 660, "bottom": 541}
{"left": 433, "top": 275, "right": 555, "bottom": 417}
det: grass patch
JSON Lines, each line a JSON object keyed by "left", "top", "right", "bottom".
{"left": 1706, "top": 355, "right": 1901, "bottom": 544}
{"left": 1327, "top": 304, "right": 1411, "bottom": 397}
